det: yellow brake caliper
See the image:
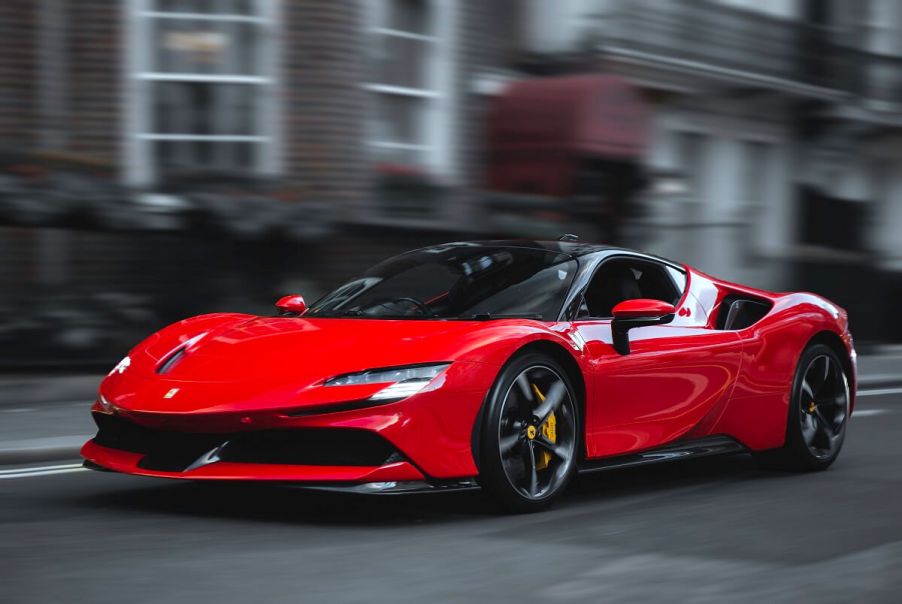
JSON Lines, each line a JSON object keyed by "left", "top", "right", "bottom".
{"left": 531, "top": 383, "right": 556, "bottom": 470}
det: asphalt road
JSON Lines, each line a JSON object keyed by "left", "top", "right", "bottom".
{"left": 1, "top": 392, "right": 901, "bottom": 603}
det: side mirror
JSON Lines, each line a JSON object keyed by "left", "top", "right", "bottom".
{"left": 611, "top": 299, "right": 675, "bottom": 355}
{"left": 276, "top": 294, "right": 307, "bottom": 315}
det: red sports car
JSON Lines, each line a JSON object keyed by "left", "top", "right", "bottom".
{"left": 82, "top": 240, "right": 855, "bottom": 512}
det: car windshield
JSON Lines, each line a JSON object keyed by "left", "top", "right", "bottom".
{"left": 306, "top": 245, "right": 577, "bottom": 321}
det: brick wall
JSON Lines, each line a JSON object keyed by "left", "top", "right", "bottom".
{"left": 282, "top": 0, "right": 370, "bottom": 210}
{"left": 0, "top": 1, "right": 37, "bottom": 150}
{"left": 0, "top": 1, "right": 122, "bottom": 167}
{"left": 66, "top": 0, "right": 122, "bottom": 168}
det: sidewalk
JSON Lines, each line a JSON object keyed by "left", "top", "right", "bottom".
{"left": 0, "top": 374, "right": 100, "bottom": 465}
{"left": 1, "top": 351, "right": 900, "bottom": 466}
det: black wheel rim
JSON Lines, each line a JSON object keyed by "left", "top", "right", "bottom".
{"left": 798, "top": 354, "right": 848, "bottom": 459}
{"left": 497, "top": 365, "right": 577, "bottom": 500}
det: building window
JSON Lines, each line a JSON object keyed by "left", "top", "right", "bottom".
{"left": 364, "top": 0, "right": 457, "bottom": 177}
{"left": 128, "top": 0, "right": 279, "bottom": 185}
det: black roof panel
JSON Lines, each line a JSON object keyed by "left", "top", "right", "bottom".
{"left": 424, "top": 240, "right": 623, "bottom": 258}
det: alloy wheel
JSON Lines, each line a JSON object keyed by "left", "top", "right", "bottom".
{"left": 497, "top": 365, "right": 577, "bottom": 500}
{"left": 798, "top": 354, "right": 848, "bottom": 460}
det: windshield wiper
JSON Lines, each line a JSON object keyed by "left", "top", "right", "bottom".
{"left": 305, "top": 309, "right": 362, "bottom": 318}
{"left": 463, "top": 313, "right": 544, "bottom": 321}
{"left": 308, "top": 310, "right": 446, "bottom": 320}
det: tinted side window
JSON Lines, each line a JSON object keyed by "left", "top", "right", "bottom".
{"left": 579, "top": 259, "right": 681, "bottom": 318}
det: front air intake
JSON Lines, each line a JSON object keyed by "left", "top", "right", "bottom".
{"left": 91, "top": 413, "right": 404, "bottom": 472}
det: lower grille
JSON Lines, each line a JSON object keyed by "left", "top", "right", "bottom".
{"left": 91, "top": 413, "right": 402, "bottom": 472}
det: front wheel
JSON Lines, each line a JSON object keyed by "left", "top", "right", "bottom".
{"left": 755, "top": 343, "right": 850, "bottom": 471}
{"left": 478, "top": 353, "right": 579, "bottom": 513}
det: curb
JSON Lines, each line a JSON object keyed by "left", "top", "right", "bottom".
{"left": 0, "top": 436, "right": 88, "bottom": 467}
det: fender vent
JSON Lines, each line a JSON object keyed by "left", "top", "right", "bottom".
{"left": 715, "top": 295, "right": 772, "bottom": 331}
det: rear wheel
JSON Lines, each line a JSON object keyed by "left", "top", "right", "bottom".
{"left": 755, "top": 343, "right": 849, "bottom": 471}
{"left": 478, "top": 353, "right": 579, "bottom": 513}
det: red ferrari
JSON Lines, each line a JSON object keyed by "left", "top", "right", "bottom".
{"left": 82, "top": 240, "right": 855, "bottom": 512}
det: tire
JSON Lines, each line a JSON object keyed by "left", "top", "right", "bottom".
{"left": 754, "top": 343, "right": 850, "bottom": 471}
{"left": 478, "top": 352, "right": 580, "bottom": 513}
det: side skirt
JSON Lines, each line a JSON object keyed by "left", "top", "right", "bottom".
{"left": 577, "top": 436, "right": 746, "bottom": 474}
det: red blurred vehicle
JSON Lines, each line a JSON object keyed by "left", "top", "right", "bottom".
{"left": 82, "top": 240, "right": 855, "bottom": 512}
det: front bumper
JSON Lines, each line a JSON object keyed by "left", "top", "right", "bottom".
{"left": 81, "top": 438, "right": 427, "bottom": 483}
{"left": 81, "top": 375, "right": 492, "bottom": 484}
{"left": 81, "top": 410, "right": 433, "bottom": 484}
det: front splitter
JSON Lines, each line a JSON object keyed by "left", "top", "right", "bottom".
{"left": 292, "top": 477, "right": 480, "bottom": 495}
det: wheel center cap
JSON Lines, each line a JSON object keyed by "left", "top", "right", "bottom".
{"left": 526, "top": 425, "right": 537, "bottom": 440}
{"left": 808, "top": 401, "right": 817, "bottom": 414}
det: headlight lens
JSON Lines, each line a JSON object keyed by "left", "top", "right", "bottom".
{"left": 325, "top": 363, "right": 450, "bottom": 401}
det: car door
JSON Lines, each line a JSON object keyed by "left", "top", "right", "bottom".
{"left": 573, "top": 257, "right": 743, "bottom": 458}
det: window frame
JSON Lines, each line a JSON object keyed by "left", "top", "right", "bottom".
{"left": 362, "top": 0, "right": 458, "bottom": 178}
{"left": 566, "top": 253, "right": 688, "bottom": 322}
{"left": 125, "top": 0, "right": 281, "bottom": 185}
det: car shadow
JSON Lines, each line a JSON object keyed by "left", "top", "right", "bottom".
{"left": 74, "top": 453, "right": 783, "bottom": 527}
{"left": 569, "top": 450, "right": 768, "bottom": 502}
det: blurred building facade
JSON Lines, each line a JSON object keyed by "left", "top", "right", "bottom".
{"left": 1, "top": 0, "right": 901, "bottom": 366}
{"left": 517, "top": 0, "right": 902, "bottom": 338}
{"left": 535, "top": 0, "right": 902, "bottom": 291}
{"left": 1, "top": 0, "right": 498, "bottom": 211}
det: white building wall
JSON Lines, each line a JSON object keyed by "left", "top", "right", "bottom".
{"left": 757, "top": 142, "right": 795, "bottom": 257}
{"left": 521, "top": 0, "right": 802, "bottom": 54}
{"left": 521, "top": 0, "right": 610, "bottom": 53}
{"left": 874, "top": 140, "right": 902, "bottom": 271}
{"left": 719, "top": 0, "right": 799, "bottom": 19}
{"left": 643, "top": 102, "right": 792, "bottom": 287}
{"left": 867, "top": 0, "right": 902, "bottom": 55}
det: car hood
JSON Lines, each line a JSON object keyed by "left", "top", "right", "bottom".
{"left": 100, "top": 315, "right": 558, "bottom": 414}
{"left": 146, "top": 316, "right": 493, "bottom": 381}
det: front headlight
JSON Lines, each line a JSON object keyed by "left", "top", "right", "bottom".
{"left": 325, "top": 363, "right": 450, "bottom": 401}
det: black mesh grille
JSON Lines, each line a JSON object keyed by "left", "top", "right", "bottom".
{"left": 91, "top": 413, "right": 401, "bottom": 472}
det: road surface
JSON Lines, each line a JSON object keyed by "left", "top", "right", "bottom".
{"left": 1, "top": 392, "right": 900, "bottom": 603}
